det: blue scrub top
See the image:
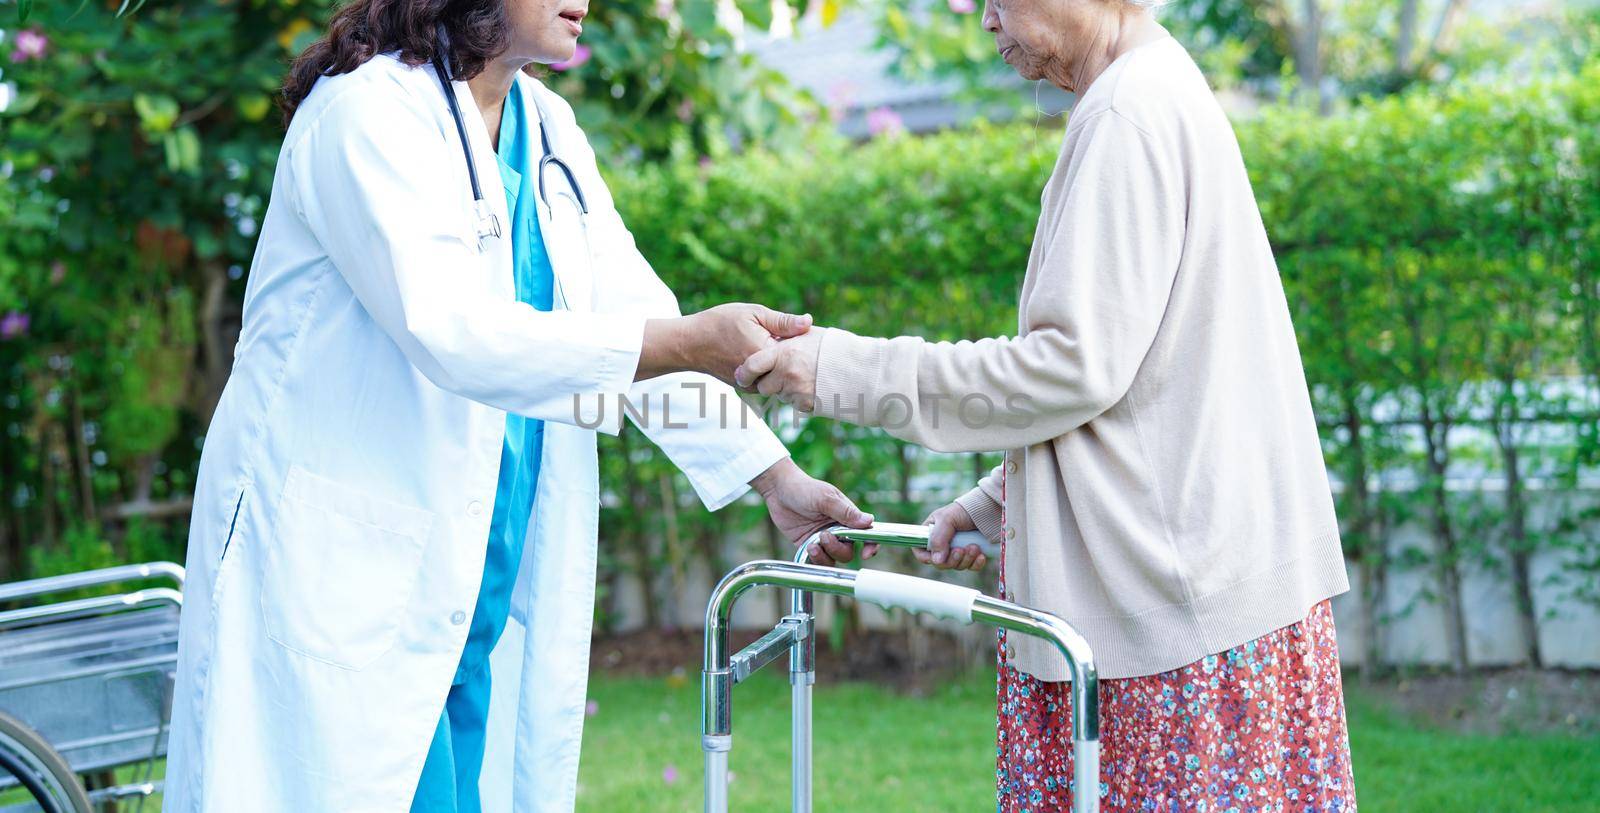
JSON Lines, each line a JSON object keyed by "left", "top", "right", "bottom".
{"left": 411, "top": 87, "right": 555, "bottom": 813}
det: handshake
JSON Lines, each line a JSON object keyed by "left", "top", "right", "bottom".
{"left": 638, "top": 303, "right": 989, "bottom": 573}
{"left": 638, "top": 302, "right": 824, "bottom": 410}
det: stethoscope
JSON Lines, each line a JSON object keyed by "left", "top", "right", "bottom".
{"left": 430, "top": 24, "right": 589, "bottom": 251}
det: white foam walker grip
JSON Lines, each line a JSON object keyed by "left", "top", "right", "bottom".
{"left": 854, "top": 569, "right": 980, "bottom": 624}
{"left": 950, "top": 529, "right": 1000, "bottom": 558}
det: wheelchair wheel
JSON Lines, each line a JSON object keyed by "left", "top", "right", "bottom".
{"left": 0, "top": 710, "right": 91, "bottom": 813}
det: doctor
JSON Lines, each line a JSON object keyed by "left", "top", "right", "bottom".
{"left": 162, "top": 0, "right": 872, "bottom": 811}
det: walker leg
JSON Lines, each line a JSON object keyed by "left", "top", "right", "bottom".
{"left": 703, "top": 662, "right": 734, "bottom": 813}
{"left": 786, "top": 608, "right": 815, "bottom": 813}
{"left": 1073, "top": 739, "right": 1100, "bottom": 813}
{"left": 790, "top": 676, "right": 813, "bottom": 812}
{"left": 704, "top": 735, "right": 732, "bottom": 813}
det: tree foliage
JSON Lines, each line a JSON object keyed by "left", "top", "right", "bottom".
{"left": 0, "top": 0, "right": 816, "bottom": 579}
{"left": 872, "top": 0, "right": 1599, "bottom": 113}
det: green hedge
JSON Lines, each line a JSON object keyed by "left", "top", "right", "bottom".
{"left": 597, "top": 64, "right": 1600, "bottom": 654}
{"left": 614, "top": 67, "right": 1596, "bottom": 350}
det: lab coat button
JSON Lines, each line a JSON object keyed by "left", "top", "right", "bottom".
{"left": 450, "top": 611, "right": 467, "bottom": 625}
{"left": 1006, "top": 459, "right": 1018, "bottom": 474}
{"left": 467, "top": 501, "right": 484, "bottom": 517}
{"left": 1005, "top": 527, "right": 1016, "bottom": 540}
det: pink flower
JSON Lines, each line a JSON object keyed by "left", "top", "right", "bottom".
{"left": 662, "top": 764, "right": 679, "bottom": 784}
{"left": 584, "top": 700, "right": 599, "bottom": 717}
{"left": 0, "top": 311, "right": 30, "bottom": 340}
{"left": 49, "top": 262, "right": 66, "bottom": 285}
{"left": 948, "top": 0, "right": 976, "bottom": 13}
{"left": 550, "top": 45, "right": 591, "bottom": 72}
{"left": 866, "top": 106, "right": 905, "bottom": 137}
{"left": 654, "top": 0, "right": 675, "bottom": 19}
{"left": 10, "top": 29, "right": 48, "bottom": 63}
{"left": 675, "top": 97, "right": 695, "bottom": 123}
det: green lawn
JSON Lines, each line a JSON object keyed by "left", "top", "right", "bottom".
{"left": 1340, "top": 689, "right": 1600, "bottom": 812}
{"left": 578, "top": 671, "right": 998, "bottom": 812}
{"left": 5, "top": 672, "right": 1593, "bottom": 811}
{"left": 577, "top": 672, "right": 1600, "bottom": 813}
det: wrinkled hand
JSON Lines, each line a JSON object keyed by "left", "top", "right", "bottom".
{"left": 914, "top": 502, "right": 989, "bottom": 571}
{"left": 639, "top": 303, "right": 811, "bottom": 385}
{"left": 751, "top": 458, "right": 877, "bottom": 566}
{"left": 734, "top": 329, "right": 823, "bottom": 412}
{"left": 693, "top": 304, "right": 812, "bottom": 385}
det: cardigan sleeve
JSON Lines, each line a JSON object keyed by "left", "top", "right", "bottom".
{"left": 811, "top": 110, "right": 1184, "bottom": 452}
{"left": 954, "top": 464, "right": 1005, "bottom": 542}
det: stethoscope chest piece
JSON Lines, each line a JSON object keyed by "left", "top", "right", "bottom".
{"left": 474, "top": 199, "right": 502, "bottom": 249}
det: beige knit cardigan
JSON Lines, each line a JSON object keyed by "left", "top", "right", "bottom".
{"left": 810, "top": 37, "right": 1348, "bottom": 680}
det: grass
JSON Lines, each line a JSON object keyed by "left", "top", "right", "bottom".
{"left": 578, "top": 671, "right": 998, "bottom": 812}
{"left": 5, "top": 672, "right": 1594, "bottom": 811}
{"left": 577, "top": 671, "right": 1600, "bottom": 813}
{"left": 1341, "top": 689, "right": 1600, "bottom": 812}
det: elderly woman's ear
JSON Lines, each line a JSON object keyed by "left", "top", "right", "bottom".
{"left": 735, "top": 329, "right": 825, "bottom": 412}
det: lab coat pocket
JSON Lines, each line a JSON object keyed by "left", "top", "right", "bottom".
{"left": 208, "top": 482, "right": 250, "bottom": 609}
{"left": 261, "top": 466, "right": 436, "bottom": 670}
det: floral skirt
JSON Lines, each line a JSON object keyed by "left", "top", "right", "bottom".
{"left": 995, "top": 598, "right": 1357, "bottom": 812}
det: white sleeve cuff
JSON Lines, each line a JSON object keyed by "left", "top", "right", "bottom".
{"left": 687, "top": 427, "right": 788, "bottom": 511}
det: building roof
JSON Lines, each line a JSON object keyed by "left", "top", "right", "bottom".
{"left": 749, "top": 10, "right": 1070, "bottom": 137}
{"left": 749, "top": 0, "right": 1586, "bottom": 137}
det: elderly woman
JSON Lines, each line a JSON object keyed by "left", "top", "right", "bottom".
{"left": 737, "top": 0, "right": 1356, "bottom": 810}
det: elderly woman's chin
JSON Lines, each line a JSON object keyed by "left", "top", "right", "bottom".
{"left": 1003, "top": 49, "right": 1048, "bottom": 82}
{"left": 1016, "top": 64, "right": 1047, "bottom": 82}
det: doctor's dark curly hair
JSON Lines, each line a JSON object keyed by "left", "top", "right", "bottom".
{"left": 281, "top": 0, "right": 509, "bottom": 124}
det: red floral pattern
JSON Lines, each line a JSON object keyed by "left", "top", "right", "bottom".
{"left": 994, "top": 599, "right": 1355, "bottom": 812}
{"left": 993, "top": 467, "right": 1355, "bottom": 812}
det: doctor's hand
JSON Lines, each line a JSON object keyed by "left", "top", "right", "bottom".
{"left": 750, "top": 457, "right": 878, "bottom": 566}
{"left": 733, "top": 329, "right": 823, "bottom": 412}
{"left": 638, "top": 304, "right": 812, "bottom": 385}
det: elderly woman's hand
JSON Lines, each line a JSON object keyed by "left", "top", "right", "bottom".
{"left": 734, "top": 330, "right": 823, "bottom": 412}
{"left": 915, "top": 502, "right": 989, "bottom": 571}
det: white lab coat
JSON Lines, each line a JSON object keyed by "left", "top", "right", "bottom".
{"left": 162, "top": 55, "right": 786, "bottom": 812}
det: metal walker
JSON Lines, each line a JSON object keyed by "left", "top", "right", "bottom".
{"left": 701, "top": 522, "right": 1100, "bottom": 813}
